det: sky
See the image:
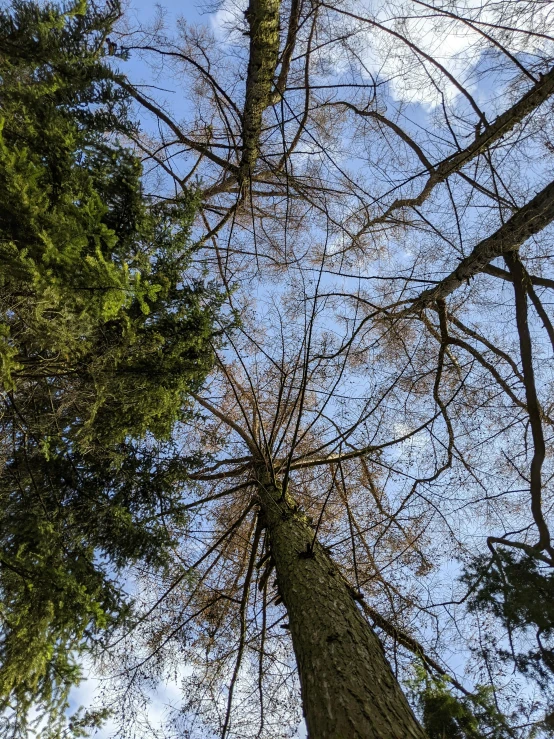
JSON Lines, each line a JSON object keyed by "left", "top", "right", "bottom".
{"left": 65, "top": 0, "right": 554, "bottom": 736}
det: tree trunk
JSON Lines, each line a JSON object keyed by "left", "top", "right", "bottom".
{"left": 256, "top": 471, "right": 427, "bottom": 739}
{"left": 240, "top": 0, "right": 281, "bottom": 181}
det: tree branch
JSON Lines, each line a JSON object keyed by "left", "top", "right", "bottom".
{"left": 407, "top": 178, "right": 554, "bottom": 311}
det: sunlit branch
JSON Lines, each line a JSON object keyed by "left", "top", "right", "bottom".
{"left": 407, "top": 178, "right": 554, "bottom": 310}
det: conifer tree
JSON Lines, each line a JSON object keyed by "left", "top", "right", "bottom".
{"left": 0, "top": 1, "right": 222, "bottom": 733}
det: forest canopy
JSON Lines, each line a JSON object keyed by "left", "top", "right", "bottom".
{"left": 3, "top": 0, "right": 554, "bottom": 738}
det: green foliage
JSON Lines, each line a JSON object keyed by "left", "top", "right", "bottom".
{"left": 462, "top": 548, "right": 554, "bottom": 685}
{"left": 0, "top": 0, "right": 218, "bottom": 443}
{"left": 408, "top": 665, "right": 518, "bottom": 739}
{"left": 0, "top": 438, "right": 204, "bottom": 735}
{"left": 0, "top": 0, "right": 223, "bottom": 733}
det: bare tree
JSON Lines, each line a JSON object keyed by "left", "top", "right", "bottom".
{"left": 93, "top": 0, "right": 554, "bottom": 736}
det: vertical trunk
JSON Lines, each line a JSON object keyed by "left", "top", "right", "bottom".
{"left": 240, "top": 0, "right": 281, "bottom": 181}
{"left": 256, "top": 472, "right": 427, "bottom": 739}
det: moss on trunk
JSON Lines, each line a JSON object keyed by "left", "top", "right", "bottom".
{"left": 240, "top": 0, "right": 280, "bottom": 181}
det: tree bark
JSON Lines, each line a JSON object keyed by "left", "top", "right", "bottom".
{"left": 240, "top": 0, "right": 281, "bottom": 181}
{"left": 256, "top": 470, "right": 427, "bottom": 739}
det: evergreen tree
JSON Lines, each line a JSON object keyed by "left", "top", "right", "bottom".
{"left": 408, "top": 666, "right": 522, "bottom": 739}
{"left": 0, "top": 1, "right": 222, "bottom": 732}
{"left": 463, "top": 548, "right": 554, "bottom": 689}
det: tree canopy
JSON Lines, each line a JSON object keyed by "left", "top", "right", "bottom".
{"left": 4, "top": 0, "right": 554, "bottom": 737}
{"left": 0, "top": 1, "right": 222, "bottom": 734}
{"left": 90, "top": 0, "right": 554, "bottom": 736}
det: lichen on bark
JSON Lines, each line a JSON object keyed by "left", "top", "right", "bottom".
{"left": 240, "top": 0, "right": 281, "bottom": 182}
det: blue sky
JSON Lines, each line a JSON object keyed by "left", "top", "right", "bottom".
{"left": 64, "top": 1, "right": 554, "bottom": 736}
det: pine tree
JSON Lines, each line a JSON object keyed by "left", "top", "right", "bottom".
{"left": 0, "top": 1, "right": 222, "bottom": 732}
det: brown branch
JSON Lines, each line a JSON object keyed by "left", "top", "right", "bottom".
{"left": 412, "top": 0, "right": 537, "bottom": 82}
{"left": 284, "top": 412, "right": 439, "bottom": 470}
{"left": 488, "top": 537, "right": 554, "bottom": 566}
{"left": 433, "top": 300, "right": 454, "bottom": 470}
{"left": 359, "top": 600, "right": 471, "bottom": 696}
{"left": 192, "top": 456, "right": 254, "bottom": 476}
{"left": 125, "top": 45, "right": 243, "bottom": 120}
{"left": 120, "top": 80, "right": 239, "bottom": 174}
{"left": 257, "top": 563, "right": 268, "bottom": 736}
{"left": 447, "top": 336, "right": 529, "bottom": 415}
{"left": 330, "top": 102, "right": 433, "bottom": 171}
{"left": 484, "top": 264, "right": 554, "bottom": 290}
{"left": 355, "top": 63, "right": 554, "bottom": 228}
{"left": 221, "top": 515, "right": 263, "bottom": 738}
{"left": 189, "top": 462, "right": 254, "bottom": 481}
{"left": 528, "top": 283, "right": 554, "bottom": 353}
{"left": 504, "top": 252, "right": 551, "bottom": 554}
{"left": 182, "top": 481, "right": 254, "bottom": 509}
{"left": 321, "top": 3, "right": 487, "bottom": 124}
{"left": 271, "top": 0, "right": 302, "bottom": 102}
{"left": 191, "top": 392, "right": 257, "bottom": 454}
{"left": 408, "top": 178, "right": 554, "bottom": 311}
{"left": 446, "top": 313, "right": 522, "bottom": 378}
{"left": 107, "top": 502, "right": 255, "bottom": 646}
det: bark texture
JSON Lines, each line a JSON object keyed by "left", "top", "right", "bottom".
{"left": 256, "top": 472, "right": 427, "bottom": 739}
{"left": 240, "top": 0, "right": 281, "bottom": 181}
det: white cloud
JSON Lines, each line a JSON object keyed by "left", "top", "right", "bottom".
{"left": 323, "top": 0, "right": 554, "bottom": 107}
{"left": 210, "top": 0, "right": 248, "bottom": 41}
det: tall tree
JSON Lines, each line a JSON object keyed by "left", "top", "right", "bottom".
{"left": 11, "top": 0, "right": 554, "bottom": 736}
{"left": 0, "top": 1, "right": 222, "bottom": 734}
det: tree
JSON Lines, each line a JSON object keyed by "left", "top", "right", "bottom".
{"left": 102, "top": 291, "right": 434, "bottom": 738}
{"left": 7, "top": 0, "right": 554, "bottom": 736}
{"left": 95, "top": 0, "right": 554, "bottom": 735}
{"left": 0, "top": 2, "right": 222, "bottom": 734}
